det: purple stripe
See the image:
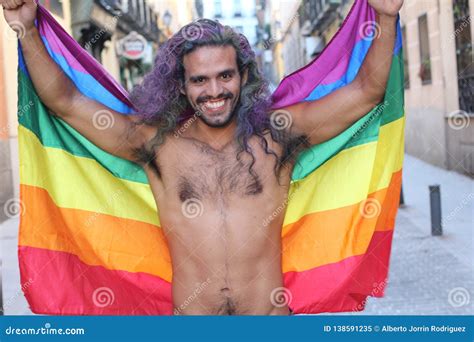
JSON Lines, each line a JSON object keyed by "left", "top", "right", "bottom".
{"left": 271, "top": 0, "right": 373, "bottom": 109}
{"left": 38, "top": 19, "right": 88, "bottom": 74}
{"left": 37, "top": 5, "right": 134, "bottom": 109}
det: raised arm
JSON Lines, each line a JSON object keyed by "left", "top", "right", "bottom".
{"left": 283, "top": 0, "right": 403, "bottom": 146}
{"left": 1, "top": 0, "right": 155, "bottom": 162}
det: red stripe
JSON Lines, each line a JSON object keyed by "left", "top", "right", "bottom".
{"left": 285, "top": 229, "right": 394, "bottom": 314}
{"left": 19, "top": 246, "right": 173, "bottom": 315}
{"left": 20, "top": 231, "right": 393, "bottom": 315}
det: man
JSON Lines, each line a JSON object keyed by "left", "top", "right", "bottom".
{"left": 2, "top": 0, "right": 403, "bottom": 315}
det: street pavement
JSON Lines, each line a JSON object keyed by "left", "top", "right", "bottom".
{"left": 1, "top": 154, "right": 473, "bottom": 315}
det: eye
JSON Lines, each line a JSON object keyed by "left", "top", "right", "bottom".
{"left": 221, "top": 73, "right": 232, "bottom": 80}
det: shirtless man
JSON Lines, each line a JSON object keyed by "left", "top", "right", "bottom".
{"left": 2, "top": 0, "right": 403, "bottom": 315}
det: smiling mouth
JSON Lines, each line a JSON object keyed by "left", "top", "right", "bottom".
{"left": 201, "top": 99, "right": 227, "bottom": 112}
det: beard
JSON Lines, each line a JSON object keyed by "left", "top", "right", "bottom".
{"left": 197, "top": 108, "right": 237, "bottom": 128}
{"left": 193, "top": 91, "right": 239, "bottom": 128}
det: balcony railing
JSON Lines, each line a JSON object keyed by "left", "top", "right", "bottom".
{"left": 458, "top": 73, "right": 474, "bottom": 113}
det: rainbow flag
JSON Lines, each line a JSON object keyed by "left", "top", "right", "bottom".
{"left": 17, "top": 0, "right": 404, "bottom": 315}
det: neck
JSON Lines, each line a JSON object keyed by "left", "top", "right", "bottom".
{"left": 191, "top": 117, "right": 237, "bottom": 150}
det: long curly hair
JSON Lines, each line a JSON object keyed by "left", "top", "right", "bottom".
{"left": 130, "top": 19, "right": 306, "bottom": 181}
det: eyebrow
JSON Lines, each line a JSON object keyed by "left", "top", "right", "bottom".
{"left": 189, "top": 69, "right": 237, "bottom": 82}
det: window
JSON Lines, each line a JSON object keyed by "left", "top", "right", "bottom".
{"left": 234, "top": 0, "right": 242, "bottom": 17}
{"left": 402, "top": 26, "right": 410, "bottom": 89}
{"left": 214, "top": 0, "right": 222, "bottom": 18}
{"left": 453, "top": 0, "right": 473, "bottom": 113}
{"left": 418, "top": 14, "right": 432, "bottom": 84}
{"left": 234, "top": 26, "right": 244, "bottom": 34}
{"left": 39, "top": 0, "right": 63, "bottom": 17}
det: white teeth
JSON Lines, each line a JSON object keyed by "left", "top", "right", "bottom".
{"left": 204, "top": 100, "right": 225, "bottom": 109}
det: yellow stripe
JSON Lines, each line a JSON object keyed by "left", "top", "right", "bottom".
{"left": 283, "top": 116, "right": 405, "bottom": 227}
{"left": 19, "top": 125, "right": 160, "bottom": 226}
{"left": 19, "top": 115, "right": 404, "bottom": 228}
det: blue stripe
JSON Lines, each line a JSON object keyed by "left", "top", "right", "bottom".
{"left": 40, "top": 36, "right": 132, "bottom": 114}
{"left": 304, "top": 21, "right": 402, "bottom": 102}
{"left": 19, "top": 36, "right": 131, "bottom": 114}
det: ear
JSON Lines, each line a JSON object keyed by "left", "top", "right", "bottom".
{"left": 241, "top": 67, "right": 249, "bottom": 86}
{"left": 180, "top": 81, "right": 186, "bottom": 95}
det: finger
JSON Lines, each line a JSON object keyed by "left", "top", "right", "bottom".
{"left": 3, "top": 0, "right": 17, "bottom": 10}
{"left": 12, "top": 0, "right": 23, "bottom": 7}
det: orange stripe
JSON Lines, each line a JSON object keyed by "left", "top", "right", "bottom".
{"left": 282, "top": 169, "right": 401, "bottom": 273}
{"left": 18, "top": 184, "right": 172, "bottom": 282}
{"left": 20, "top": 170, "right": 401, "bottom": 278}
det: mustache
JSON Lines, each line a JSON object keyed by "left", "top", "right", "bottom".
{"left": 196, "top": 92, "right": 234, "bottom": 104}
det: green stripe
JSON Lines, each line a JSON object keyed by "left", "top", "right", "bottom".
{"left": 18, "top": 69, "right": 148, "bottom": 184}
{"left": 18, "top": 50, "right": 403, "bottom": 184}
{"left": 292, "top": 52, "right": 404, "bottom": 181}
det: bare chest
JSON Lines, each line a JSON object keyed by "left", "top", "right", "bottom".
{"left": 152, "top": 137, "right": 291, "bottom": 204}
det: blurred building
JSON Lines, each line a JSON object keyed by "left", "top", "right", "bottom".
{"left": 70, "top": 0, "right": 162, "bottom": 91}
{"left": 400, "top": 0, "right": 473, "bottom": 176}
{"left": 260, "top": 0, "right": 351, "bottom": 84}
{"left": 261, "top": 0, "right": 473, "bottom": 177}
{"left": 0, "top": 0, "right": 167, "bottom": 222}
{"left": 150, "top": 0, "right": 198, "bottom": 37}
{"left": 200, "top": 0, "right": 259, "bottom": 46}
{"left": 0, "top": 0, "right": 73, "bottom": 222}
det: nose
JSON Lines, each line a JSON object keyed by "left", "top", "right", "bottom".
{"left": 207, "top": 79, "right": 223, "bottom": 98}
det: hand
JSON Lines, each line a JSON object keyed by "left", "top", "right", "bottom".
{"left": 368, "top": 0, "right": 403, "bottom": 17}
{"left": 1, "top": 0, "right": 37, "bottom": 36}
